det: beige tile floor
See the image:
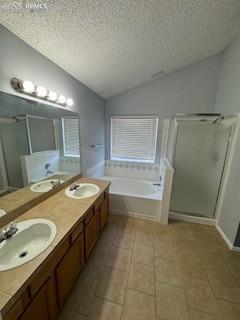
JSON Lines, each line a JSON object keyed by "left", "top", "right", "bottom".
{"left": 58, "top": 214, "right": 240, "bottom": 320}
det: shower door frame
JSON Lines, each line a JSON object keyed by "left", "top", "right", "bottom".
{"left": 169, "top": 113, "right": 232, "bottom": 219}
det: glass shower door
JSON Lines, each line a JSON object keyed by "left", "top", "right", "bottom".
{"left": 170, "top": 121, "right": 231, "bottom": 218}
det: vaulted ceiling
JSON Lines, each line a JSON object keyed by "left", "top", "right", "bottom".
{"left": 1, "top": 0, "right": 240, "bottom": 98}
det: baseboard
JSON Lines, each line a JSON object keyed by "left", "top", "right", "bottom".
{"left": 109, "top": 209, "right": 158, "bottom": 222}
{"left": 169, "top": 211, "right": 216, "bottom": 225}
{"left": 216, "top": 224, "right": 234, "bottom": 250}
{"left": 232, "top": 246, "right": 240, "bottom": 252}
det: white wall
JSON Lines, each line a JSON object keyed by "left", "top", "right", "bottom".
{"left": 0, "top": 25, "right": 105, "bottom": 175}
{"left": 105, "top": 54, "right": 222, "bottom": 160}
{"left": 215, "top": 33, "right": 240, "bottom": 115}
{"left": 214, "top": 32, "right": 240, "bottom": 247}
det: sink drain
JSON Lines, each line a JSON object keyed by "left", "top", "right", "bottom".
{"left": 19, "top": 251, "right": 28, "bottom": 259}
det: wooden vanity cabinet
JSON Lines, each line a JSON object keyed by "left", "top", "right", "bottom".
{"left": 84, "top": 208, "right": 99, "bottom": 258}
{"left": 3, "top": 289, "right": 30, "bottom": 320}
{"left": 3, "top": 189, "right": 110, "bottom": 320}
{"left": 20, "top": 281, "right": 50, "bottom": 320}
{"left": 99, "top": 193, "right": 109, "bottom": 232}
{"left": 56, "top": 231, "right": 85, "bottom": 307}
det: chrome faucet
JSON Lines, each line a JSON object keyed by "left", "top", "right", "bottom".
{"left": 50, "top": 180, "right": 61, "bottom": 189}
{"left": 0, "top": 222, "right": 18, "bottom": 243}
{"left": 69, "top": 184, "right": 79, "bottom": 191}
{"left": 45, "top": 163, "right": 53, "bottom": 176}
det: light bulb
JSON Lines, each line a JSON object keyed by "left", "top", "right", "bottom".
{"left": 66, "top": 98, "right": 74, "bottom": 106}
{"left": 58, "top": 95, "right": 66, "bottom": 104}
{"left": 48, "top": 91, "right": 57, "bottom": 101}
{"left": 22, "top": 80, "right": 34, "bottom": 93}
{"left": 36, "top": 86, "right": 47, "bottom": 97}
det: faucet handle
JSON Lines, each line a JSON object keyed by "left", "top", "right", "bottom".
{"left": 9, "top": 221, "right": 18, "bottom": 231}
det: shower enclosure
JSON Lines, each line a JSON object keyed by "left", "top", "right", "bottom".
{"left": 166, "top": 114, "right": 232, "bottom": 218}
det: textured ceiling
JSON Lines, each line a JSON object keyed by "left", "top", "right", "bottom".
{"left": 1, "top": 0, "right": 240, "bottom": 98}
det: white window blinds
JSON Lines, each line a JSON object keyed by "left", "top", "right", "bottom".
{"left": 62, "top": 118, "right": 80, "bottom": 157}
{"left": 110, "top": 116, "right": 158, "bottom": 163}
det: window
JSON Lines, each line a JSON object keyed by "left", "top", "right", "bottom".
{"left": 110, "top": 115, "right": 158, "bottom": 163}
{"left": 62, "top": 117, "right": 80, "bottom": 157}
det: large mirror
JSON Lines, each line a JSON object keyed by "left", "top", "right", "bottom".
{"left": 0, "top": 91, "right": 81, "bottom": 223}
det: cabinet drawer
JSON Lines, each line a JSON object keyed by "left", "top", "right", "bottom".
{"left": 30, "top": 238, "right": 70, "bottom": 297}
{"left": 71, "top": 222, "right": 83, "bottom": 244}
{"left": 93, "top": 192, "right": 104, "bottom": 212}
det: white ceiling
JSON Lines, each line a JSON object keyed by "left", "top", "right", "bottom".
{"left": 1, "top": 0, "right": 240, "bottom": 99}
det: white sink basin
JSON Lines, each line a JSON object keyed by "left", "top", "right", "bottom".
{"left": 65, "top": 183, "right": 100, "bottom": 199}
{"left": 0, "top": 209, "right": 6, "bottom": 217}
{"left": 0, "top": 219, "right": 56, "bottom": 271}
{"left": 30, "top": 179, "right": 64, "bottom": 193}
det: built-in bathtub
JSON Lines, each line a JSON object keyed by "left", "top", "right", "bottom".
{"left": 88, "top": 158, "right": 174, "bottom": 224}
{"left": 101, "top": 176, "right": 163, "bottom": 221}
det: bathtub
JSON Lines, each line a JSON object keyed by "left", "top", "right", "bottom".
{"left": 101, "top": 176, "right": 163, "bottom": 221}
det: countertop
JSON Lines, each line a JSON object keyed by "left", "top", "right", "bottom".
{"left": 0, "top": 174, "right": 75, "bottom": 214}
{"left": 0, "top": 177, "right": 110, "bottom": 316}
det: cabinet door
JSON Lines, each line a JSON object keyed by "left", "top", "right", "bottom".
{"left": 46, "top": 274, "right": 58, "bottom": 320}
{"left": 85, "top": 209, "right": 99, "bottom": 258}
{"left": 100, "top": 196, "right": 109, "bottom": 232}
{"left": 20, "top": 283, "right": 49, "bottom": 320}
{"left": 56, "top": 236, "right": 82, "bottom": 307}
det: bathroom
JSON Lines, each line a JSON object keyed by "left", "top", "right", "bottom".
{"left": 0, "top": 1, "right": 240, "bottom": 319}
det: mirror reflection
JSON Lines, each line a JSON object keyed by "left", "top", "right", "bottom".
{"left": 0, "top": 91, "right": 80, "bottom": 219}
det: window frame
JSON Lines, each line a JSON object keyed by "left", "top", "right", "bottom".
{"left": 62, "top": 116, "right": 80, "bottom": 158}
{"left": 110, "top": 115, "right": 159, "bottom": 164}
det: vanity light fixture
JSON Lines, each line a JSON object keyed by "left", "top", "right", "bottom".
{"left": 57, "top": 94, "right": 66, "bottom": 104}
{"left": 11, "top": 77, "right": 74, "bottom": 108}
{"left": 48, "top": 91, "right": 58, "bottom": 101}
{"left": 66, "top": 98, "right": 74, "bottom": 107}
{"left": 36, "top": 86, "right": 47, "bottom": 97}
{"left": 22, "top": 80, "right": 35, "bottom": 93}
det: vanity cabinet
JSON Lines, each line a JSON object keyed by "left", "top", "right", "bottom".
{"left": 84, "top": 208, "right": 99, "bottom": 258}
{"left": 56, "top": 231, "right": 84, "bottom": 307}
{"left": 99, "top": 193, "right": 109, "bottom": 232}
{"left": 3, "top": 187, "right": 109, "bottom": 320}
{"left": 20, "top": 282, "right": 50, "bottom": 320}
